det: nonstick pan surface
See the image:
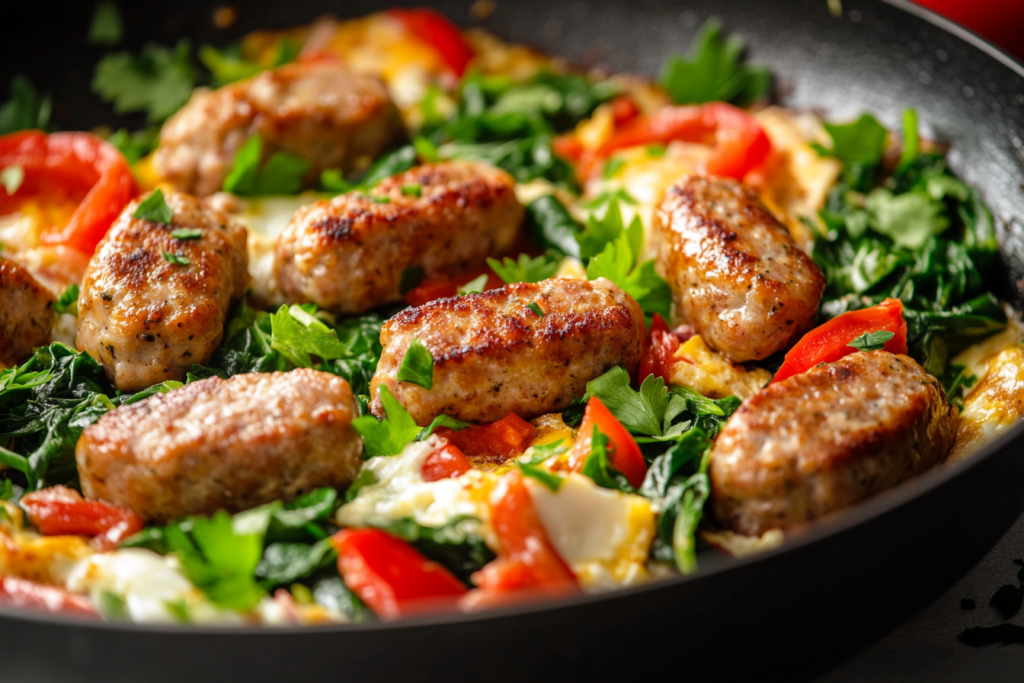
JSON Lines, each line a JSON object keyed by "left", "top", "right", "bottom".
{"left": 1, "top": 1, "right": 1023, "bottom": 681}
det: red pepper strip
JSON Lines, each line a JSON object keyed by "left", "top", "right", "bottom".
{"left": 465, "top": 471, "right": 577, "bottom": 607}
{"left": 639, "top": 313, "right": 680, "bottom": 385}
{"left": 772, "top": 298, "right": 909, "bottom": 384}
{"left": 332, "top": 528, "right": 467, "bottom": 620}
{"left": 422, "top": 442, "right": 472, "bottom": 482}
{"left": 20, "top": 485, "right": 145, "bottom": 551}
{"left": 388, "top": 7, "right": 475, "bottom": 77}
{"left": 560, "top": 102, "right": 771, "bottom": 183}
{"left": 0, "top": 576, "right": 97, "bottom": 617}
{"left": 566, "top": 396, "right": 647, "bottom": 490}
{"left": 404, "top": 266, "right": 503, "bottom": 307}
{"left": 0, "top": 131, "right": 137, "bottom": 255}
{"left": 435, "top": 413, "right": 536, "bottom": 463}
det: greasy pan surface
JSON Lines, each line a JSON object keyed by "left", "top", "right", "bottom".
{"left": 1, "top": 0, "right": 1023, "bottom": 680}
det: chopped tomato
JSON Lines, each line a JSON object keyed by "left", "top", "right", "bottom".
{"left": 0, "top": 131, "right": 137, "bottom": 255}
{"left": 422, "top": 442, "right": 471, "bottom": 482}
{"left": 773, "top": 298, "right": 909, "bottom": 384}
{"left": 404, "top": 266, "right": 504, "bottom": 307}
{"left": 566, "top": 397, "right": 647, "bottom": 489}
{"left": 388, "top": 7, "right": 475, "bottom": 77}
{"left": 466, "top": 470, "right": 576, "bottom": 606}
{"left": 332, "top": 528, "right": 467, "bottom": 620}
{"left": 559, "top": 102, "right": 771, "bottom": 183}
{"left": 0, "top": 576, "right": 96, "bottom": 617}
{"left": 610, "top": 95, "right": 640, "bottom": 125}
{"left": 20, "top": 485, "right": 145, "bottom": 551}
{"left": 435, "top": 413, "right": 536, "bottom": 463}
{"left": 639, "top": 313, "right": 680, "bottom": 385}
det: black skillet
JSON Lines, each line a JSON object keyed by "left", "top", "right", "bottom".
{"left": 1, "top": 1, "right": 1023, "bottom": 681}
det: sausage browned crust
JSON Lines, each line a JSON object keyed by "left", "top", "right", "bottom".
{"left": 652, "top": 175, "right": 825, "bottom": 362}
{"left": 76, "top": 191, "right": 248, "bottom": 392}
{"left": 274, "top": 161, "right": 523, "bottom": 314}
{"left": 0, "top": 257, "right": 55, "bottom": 367}
{"left": 710, "top": 351, "right": 957, "bottom": 536}
{"left": 76, "top": 369, "right": 362, "bottom": 522}
{"left": 154, "top": 62, "right": 404, "bottom": 197}
{"left": 370, "top": 277, "right": 645, "bottom": 425}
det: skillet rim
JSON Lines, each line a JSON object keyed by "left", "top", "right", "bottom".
{"left": 0, "top": 0, "right": 1022, "bottom": 635}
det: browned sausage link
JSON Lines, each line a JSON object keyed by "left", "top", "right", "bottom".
{"left": 154, "top": 62, "right": 404, "bottom": 197}
{"left": 710, "top": 351, "right": 957, "bottom": 536}
{"left": 370, "top": 277, "right": 646, "bottom": 426}
{"left": 652, "top": 175, "right": 825, "bottom": 362}
{"left": 76, "top": 191, "right": 248, "bottom": 392}
{"left": 274, "top": 161, "right": 523, "bottom": 315}
{"left": 0, "top": 257, "right": 55, "bottom": 367}
{"left": 76, "top": 369, "right": 362, "bottom": 522}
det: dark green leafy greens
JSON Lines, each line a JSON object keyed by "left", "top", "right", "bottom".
{"left": 370, "top": 516, "right": 496, "bottom": 586}
{"left": 54, "top": 284, "right": 80, "bottom": 316}
{"left": 810, "top": 108, "right": 1006, "bottom": 385}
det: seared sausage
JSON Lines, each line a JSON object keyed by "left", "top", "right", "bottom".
{"left": 710, "top": 351, "right": 957, "bottom": 536}
{"left": 154, "top": 62, "right": 404, "bottom": 197}
{"left": 76, "top": 369, "right": 362, "bottom": 522}
{"left": 76, "top": 191, "right": 248, "bottom": 392}
{"left": 370, "top": 277, "right": 645, "bottom": 425}
{"left": 653, "top": 175, "right": 825, "bottom": 362}
{"left": 0, "top": 257, "right": 55, "bottom": 367}
{"left": 275, "top": 161, "right": 523, "bottom": 314}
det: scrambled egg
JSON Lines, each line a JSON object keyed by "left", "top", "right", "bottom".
{"left": 668, "top": 334, "right": 771, "bottom": 400}
{"left": 337, "top": 435, "right": 656, "bottom": 592}
{"left": 0, "top": 501, "right": 93, "bottom": 586}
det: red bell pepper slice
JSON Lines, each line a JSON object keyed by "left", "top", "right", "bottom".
{"left": 435, "top": 413, "right": 536, "bottom": 463}
{"left": 559, "top": 102, "right": 771, "bottom": 183}
{"left": 0, "top": 576, "right": 97, "bottom": 617}
{"left": 0, "top": 131, "right": 137, "bottom": 255}
{"left": 772, "top": 298, "right": 909, "bottom": 384}
{"left": 566, "top": 396, "right": 647, "bottom": 490}
{"left": 404, "top": 266, "right": 504, "bottom": 307}
{"left": 421, "top": 442, "right": 472, "bottom": 482}
{"left": 465, "top": 470, "right": 577, "bottom": 606}
{"left": 332, "top": 528, "right": 467, "bottom": 620}
{"left": 19, "top": 485, "right": 145, "bottom": 551}
{"left": 388, "top": 7, "right": 475, "bottom": 77}
{"left": 639, "top": 313, "right": 680, "bottom": 385}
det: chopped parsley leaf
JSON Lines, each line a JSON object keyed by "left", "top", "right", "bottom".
{"left": 396, "top": 337, "right": 434, "bottom": 389}
{"left": 162, "top": 251, "right": 190, "bottom": 266}
{"left": 170, "top": 228, "right": 203, "bottom": 241}
{"left": 487, "top": 253, "right": 560, "bottom": 284}
{"left": 417, "top": 414, "right": 470, "bottom": 441}
{"left": 223, "top": 134, "right": 310, "bottom": 196}
{"left": 133, "top": 188, "right": 174, "bottom": 224}
{"left": 88, "top": 0, "right": 123, "bottom": 46}
{"left": 55, "top": 284, "right": 80, "bottom": 316}
{"left": 401, "top": 183, "right": 423, "bottom": 197}
{"left": 457, "top": 274, "right": 489, "bottom": 296}
{"left": 93, "top": 40, "right": 196, "bottom": 122}
{"left": 0, "top": 76, "right": 51, "bottom": 135}
{"left": 352, "top": 386, "right": 422, "bottom": 458}
{"left": 517, "top": 461, "right": 564, "bottom": 492}
{"left": 847, "top": 330, "right": 895, "bottom": 352}
{"left": 526, "top": 302, "right": 544, "bottom": 317}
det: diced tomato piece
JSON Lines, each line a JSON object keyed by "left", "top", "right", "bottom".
{"left": 403, "top": 266, "right": 503, "bottom": 307}
{"left": 422, "top": 442, "right": 471, "bottom": 482}
{"left": 639, "top": 313, "right": 680, "bottom": 385}
{"left": 773, "top": 298, "right": 909, "bottom": 384}
{"left": 332, "top": 528, "right": 467, "bottom": 620}
{"left": 20, "top": 485, "right": 145, "bottom": 551}
{"left": 436, "top": 413, "right": 536, "bottom": 463}
{"left": 0, "top": 576, "right": 96, "bottom": 617}
{"left": 566, "top": 397, "right": 647, "bottom": 490}
{"left": 465, "top": 471, "right": 576, "bottom": 607}
{"left": 388, "top": 7, "right": 475, "bottom": 77}
{"left": 552, "top": 134, "right": 585, "bottom": 161}
{"left": 0, "top": 131, "right": 137, "bottom": 254}
{"left": 610, "top": 96, "right": 639, "bottom": 125}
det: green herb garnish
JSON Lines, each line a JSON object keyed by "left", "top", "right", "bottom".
{"left": 133, "top": 188, "right": 174, "bottom": 224}
{"left": 396, "top": 337, "right": 434, "bottom": 389}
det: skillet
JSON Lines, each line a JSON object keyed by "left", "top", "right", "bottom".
{"left": 0, "top": 0, "right": 1023, "bottom": 680}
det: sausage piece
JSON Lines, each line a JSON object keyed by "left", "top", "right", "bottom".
{"left": 274, "top": 161, "right": 523, "bottom": 314}
{"left": 653, "top": 175, "right": 825, "bottom": 362}
{"left": 0, "top": 257, "right": 55, "bottom": 367}
{"left": 76, "top": 369, "right": 363, "bottom": 522}
{"left": 154, "top": 62, "right": 404, "bottom": 197}
{"left": 76, "top": 191, "right": 248, "bottom": 392}
{"left": 710, "top": 351, "right": 957, "bottom": 536}
{"left": 370, "top": 277, "right": 645, "bottom": 425}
